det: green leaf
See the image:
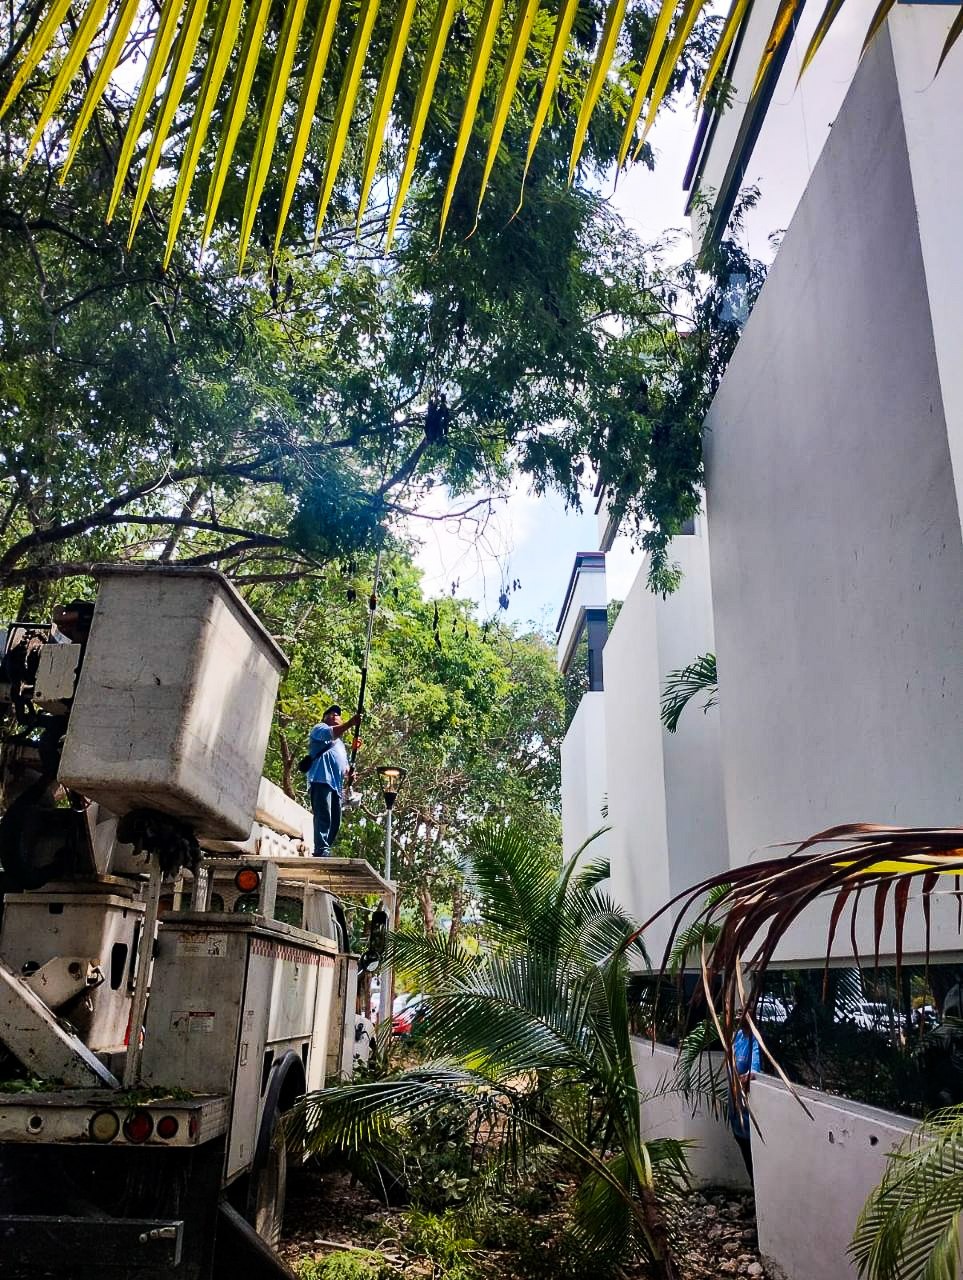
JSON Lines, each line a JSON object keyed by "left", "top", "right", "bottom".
{"left": 660, "top": 652, "right": 717, "bottom": 733}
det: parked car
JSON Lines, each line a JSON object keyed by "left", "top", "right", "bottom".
{"left": 836, "top": 1000, "right": 897, "bottom": 1033}
{"left": 392, "top": 993, "right": 426, "bottom": 1037}
{"left": 756, "top": 996, "right": 789, "bottom": 1023}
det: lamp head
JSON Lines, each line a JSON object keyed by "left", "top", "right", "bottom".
{"left": 376, "top": 764, "right": 407, "bottom": 810}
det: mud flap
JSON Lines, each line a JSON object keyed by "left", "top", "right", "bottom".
{"left": 213, "top": 1201, "right": 298, "bottom": 1280}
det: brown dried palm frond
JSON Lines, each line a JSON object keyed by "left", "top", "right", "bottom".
{"left": 639, "top": 824, "right": 963, "bottom": 1118}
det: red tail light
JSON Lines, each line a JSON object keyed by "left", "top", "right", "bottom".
{"left": 123, "top": 1109, "right": 153, "bottom": 1143}
{"left": 156, "top": 1115, "right": 179, "bottom": 1140}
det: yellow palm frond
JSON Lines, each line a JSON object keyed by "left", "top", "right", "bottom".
{"left": 1, "top": 0, "right": 961, "bottom": 259}
{"left": 165, "top": 0, "right": 245, "bottom": 267}
{"left": 474, "top": 0, "right": 540, "bottom": 226}
{"left": 273, "top": 0, "right": 342, "bottom": 255}
{"left": 314, "top": 0, "right": 382, "bottom": 242}
{"left": 202, "top": 0, "right": 273, "bottom": 246}
{"left": 516, "top": 0, "right": 578, "bottom": 211}
{"left": 385, "top": 0, "right": 458, "bottom": 249}
{"left": 438, "top": 0, "right": 506, "bottom": 242}
{"left": 128, "top": 0, "right": 213, "bottom": 244}
{"left": 357, "top": 0, "right": 420, "bottom": 227}
{"left": 567, "top": 0, "right": 628, "bottom": 183}
{"left": 105, "top": 0, "right": 187, "bottom": 223}
{"left": 237, "top": 0, "right": 312, "bottom": 265}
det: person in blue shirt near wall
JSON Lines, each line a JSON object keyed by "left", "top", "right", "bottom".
{"left": 307, "top": 704, "right": 360, "bottom": 857}
{"left": 729, "top": 1027, "right": 761, "bottom": 1183}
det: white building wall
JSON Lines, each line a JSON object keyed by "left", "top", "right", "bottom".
{"left": 703, "top": 23, "right": 963, "bottom": 964}
{"left": 891, "top": 5, "right": 963, "bottom": 534}
{"left": 560, "top": 691, "right": 608, "bottom": 862}
{"left": 604, "top": 530, "right": 729, "bottom": 959}
{"left": 690, "top": 0, "right": 878, "bottom": 253}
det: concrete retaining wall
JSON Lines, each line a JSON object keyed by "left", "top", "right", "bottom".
{"left": 750, "top": 1077, "right": 916, "bottom": 1280}
{"left": 632, "top": 1039, "right": 750, "bottom": 1191}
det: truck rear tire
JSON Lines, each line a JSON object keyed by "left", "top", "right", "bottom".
{"left": 252, "top": 1112, "right": 287, "bottom": 1250}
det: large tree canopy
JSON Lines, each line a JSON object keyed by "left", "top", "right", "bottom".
{"left": 258, "top": 553, "right": 565, "bottom": 931}
{"left": 0, "top": 14, "right": 760, "bottom": 603}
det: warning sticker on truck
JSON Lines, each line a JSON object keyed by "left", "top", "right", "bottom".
{"left": 170, "top": 1010, "right": 216, "bottom": 1033}
{"left": 176, "top": 932, "right": 228, "bottom": 957}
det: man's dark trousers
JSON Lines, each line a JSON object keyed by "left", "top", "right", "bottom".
{"left": 311, "top": 782, "right": 342, "bottom": 857}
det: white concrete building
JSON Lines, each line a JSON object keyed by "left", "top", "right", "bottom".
{"left": 556, "top": 7, "right": 963, "bottom": 1276}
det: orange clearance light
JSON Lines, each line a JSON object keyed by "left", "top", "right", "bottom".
{"left": 156, "top": 1115, "right": 179, "bottom": 1140}
{"left": 90, "top": 1109, "right": 120, "bottom": 1143}
{"left": 123, "top": 1109, "right": 154, "bottom": 1144}
{"left": 234, "top": 867, "right": 260, "bottom": 894}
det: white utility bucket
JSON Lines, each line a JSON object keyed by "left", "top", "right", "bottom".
{"left": 58, "top": 567, "right": 288, "bottom": 839}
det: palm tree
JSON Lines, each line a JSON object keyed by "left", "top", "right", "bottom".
{"left": 3, "top": 0, "right": 958, "bottom": 259}
{"left": 660, "top": 652, "right": 717, "bottom": 734}
{"left": 851, "top": 1106, "right": 963, "bottom": 1280}
{"left": 642, "top": 822, "right": 963, "bottom": 1280}
{"left": 288, "top": 822, "right": 690, "bottom": 1279}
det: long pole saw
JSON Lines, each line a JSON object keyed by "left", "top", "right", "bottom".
{"left": 348, "top": 544, "right": 383, "bottom": 779}
{"left": 348, "top": 543, "right": 396, "bottom": 1032}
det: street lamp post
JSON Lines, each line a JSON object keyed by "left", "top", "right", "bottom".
{"left": 376, "top": 765, "right": 406, "bottom": 1031}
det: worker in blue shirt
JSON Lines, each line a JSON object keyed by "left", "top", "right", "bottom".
{"left": 729, "top": 1027, "right": 761, "bottom": 1183}
{"left": 307, "top": 704, "right": 360, "bottom": 857}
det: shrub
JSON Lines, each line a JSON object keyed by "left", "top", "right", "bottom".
{"left": 295, "top": 1249, "right": 394, "bottom": 1280}
{"left": 403, "top": 1209, "right": 479, "bottom": 1280}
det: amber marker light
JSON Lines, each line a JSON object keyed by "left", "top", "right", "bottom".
{"left": 234, "top": 866, "right": 260, "bottom": 893}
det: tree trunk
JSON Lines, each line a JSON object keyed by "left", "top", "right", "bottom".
{"left": 158, "top": 479, "right": 208, "bottom": 561}
{"left": 276, "top": 724, "right": 295, "bottom": 799}
{"left": 448, "top": 882, "right": 464, "bottom": 943}
{"left": 417, "top": 883, "right": 436, "bottom": 935}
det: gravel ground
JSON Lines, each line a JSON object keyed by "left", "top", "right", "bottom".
{"left": 280, "top": 1166, "right": 770, "bottom": 1279}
